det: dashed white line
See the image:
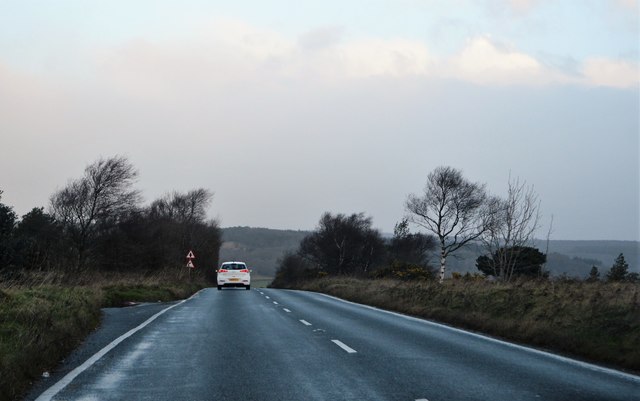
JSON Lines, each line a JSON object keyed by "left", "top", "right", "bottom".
{"left": 299, "top": 319, "right": 312, "bottom": 326}
{"left": 265, "top": 296, "right": 270, "bottom": 299}
{"left": 416, "top": 399, "right": 430, "bottom": 401}
{"left": 317, "top": 293, "right": 640, "bottom": 383}
{"left": 259, "top": 292, "right": 264, "bottom": 295}
{"left": 283, "top": 308, "right": 291, "bottom": 313}
{"left": 273, "top": 301, "right": 279, "bottom": 305}
{"left": 331, "top": 339, "right": 357, "bottom": 354}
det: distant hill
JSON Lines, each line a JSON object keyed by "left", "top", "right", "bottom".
{"left": 219, "top": 227, "right": 310, "bottom": 277}
{"left": 220, "top": 226, "right": 639, "bottom": 279}
{"left": 534, "top": 239, "right": 639, "bottom": 273}
{"left": 443, "top": 240, "right": 639, "bottom": 278}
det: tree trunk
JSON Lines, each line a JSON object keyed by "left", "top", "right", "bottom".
{"left": 439, "top": 246, "right": 447, "bottom": 283}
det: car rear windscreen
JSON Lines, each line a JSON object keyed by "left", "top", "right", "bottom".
{"left": 222, "top": 264, "right": 246, "bottom": 270}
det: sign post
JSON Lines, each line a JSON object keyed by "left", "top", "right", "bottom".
{"left": 186, "top": 250, "right": 196, "bottom": 280}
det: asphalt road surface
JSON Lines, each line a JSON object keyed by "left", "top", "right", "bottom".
{"left": 32, "top": 288, "right": 640, "bottom": 401}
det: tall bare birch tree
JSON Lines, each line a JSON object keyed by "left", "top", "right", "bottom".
{"left": 406, "top": 166, "right": 489, "bottom": 283}
{"left": 480, "top": 175, "right": 541, "bottom": 281}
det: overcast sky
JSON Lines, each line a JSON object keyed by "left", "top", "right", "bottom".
{"left": 0, "top": 0, "right": 638, "bottom": 240}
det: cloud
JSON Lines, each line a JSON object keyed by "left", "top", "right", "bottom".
{"left": 330, "top": 38, "right": 432, "bottom": 78}
{"left": 209, "top": 19, "right": 432, "bottom": 79}
{"left": 615, "top": 0, "right": 639, "bottom": 10}
{"left": 582, "top": 58, "right": 640, "bottom": 88}
{"left": 483, "top": 0, "right": 544, "bottom": 17}
{"left": 506, "top": 0, "right": 541, "bottom": 14}
{"left": 94, "top": 19, "right": 434, "bottom": 99}
{"left": 89, "top": 19, "right": 637, "bottom": 92}
{"left": 1, "top": 21, "right": 638, "bottom": 240}
{"left": 444, "top": 36, "right": 559, "bottom": 85}
{"left": 298, "top": 26, "right": 346, "bottom": 50}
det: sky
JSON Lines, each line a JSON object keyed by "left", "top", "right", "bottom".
{"left": 0, "top": 0, "right": 638, "bottom": 241}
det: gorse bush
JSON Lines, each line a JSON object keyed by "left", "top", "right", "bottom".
{"left": 371, "top": 261, "right": 435, "bottom": 281}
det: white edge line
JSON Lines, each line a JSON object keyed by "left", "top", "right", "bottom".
{"left": 312, "top": 291, "right": 640, "bottom": 382}
{"left": 283, "top": 308, "right": 291, "bottom": 313}
{"left": 299, "top": 319, "right": 312, "bottom": 326}
{"left": 35, "top": 289, "right": 204, "bottom": 401}
{"left": 332, "top": 339, "right": 357, "bottom": 354}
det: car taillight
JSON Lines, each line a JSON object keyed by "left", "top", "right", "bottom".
{"left": 240, "top": 269, "right": 249, "bottom": 273}
{"left": 218, "top": 269, "right": 228, "bottom": 273}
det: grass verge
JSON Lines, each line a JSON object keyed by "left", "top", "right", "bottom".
{"left": 250, "top": 277, "right": 273, "bottom": 288}
{"left": 0, "top": 268, "right": 208, "bottom": 401}
{"left": 281, "top": 277, "right": 640, "bottom": 373}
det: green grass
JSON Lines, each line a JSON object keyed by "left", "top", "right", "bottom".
{"left": 0, "top": 287, "right": 100, "bottom": 401}
{"left": 0, "top": 268, "right": 209, "bottom": 401}
{"left": 101, "top": 282, "right": 204, "bottom": 307}
{"left": 281, "top": 277, "right": 640, "bottom": 373}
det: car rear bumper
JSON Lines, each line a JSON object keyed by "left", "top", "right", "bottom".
{"left": 218, "top": 282, "right": 250, "bottom": 287}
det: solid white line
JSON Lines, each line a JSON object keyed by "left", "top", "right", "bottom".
{"left": 273, "top": 301, "right": 279, "bottom": 305}
{"left": 332, "top": 339, "right": 357, "bottom": 354}
{"left": 299, "top": 319, "right": 312, "bottom": 326}
{"left": 35, "top": 290, "right": 203, "bottom": 401}
{"left": 315, "top": 292, "right": 640, "bottom": 382}
{"left": 283, "top": 308, "right": 291, "bottom": 313}
{"left": 416, "top": 399, "right": 430, "bottom": 401}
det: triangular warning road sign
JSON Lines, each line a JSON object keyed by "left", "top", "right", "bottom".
{"left": 186, "top": 260, "right": 195, "bottom": 268}
{"left": 186, "top": 250, "right": 195, "bottom": 259}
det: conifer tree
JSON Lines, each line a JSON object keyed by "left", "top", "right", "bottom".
{"left": 586, "top": 265, "right": 600, "bottom": 282}
{"left": 606, "top": 253, "right": 629, "bottom": 282}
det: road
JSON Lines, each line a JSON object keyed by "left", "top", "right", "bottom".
{"left": 33, "top": 288, "right": 639, "bottom": 401}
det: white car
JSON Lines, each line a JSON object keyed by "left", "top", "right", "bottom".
{"left": 216, "top": 261, "right": 251, "bottom": 290}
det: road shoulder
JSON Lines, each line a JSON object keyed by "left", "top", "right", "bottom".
{"left": 24, "top": 302, "right": 178, "bottom": 401}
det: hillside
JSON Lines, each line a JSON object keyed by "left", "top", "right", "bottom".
{"left": 219, "top": 227, "right": 310, "bottom": 277}
{"left": 220, "top": 226, "right": 639, "bottom": 279}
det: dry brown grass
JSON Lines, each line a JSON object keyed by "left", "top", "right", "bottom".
{"left": 290, "top": 277, "right": 640, "bottom": 372}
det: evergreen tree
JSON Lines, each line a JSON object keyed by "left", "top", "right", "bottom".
{"left": 0, "top": 190, "right": 17, "bottom": 270}
{"left": 13, "top": 208, "right": 63, "bottom": 270}
{"left": 606, "top": 253, "right": 629, "bottom": 282}
{"left": 476, "top": 246, "right": 546, "bottom": 279}
{"left": 586, "top": 265, "right": 600, "bottom": 282}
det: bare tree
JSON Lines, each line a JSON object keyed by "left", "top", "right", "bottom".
{"left": 149, "top": 189, "right": 212, "bottom": 224}
{"left": 50, "top": 156, "right": 141, "bottom": 269}
{"left": 406, "top": 166, "right": 489, "bottom": 283}
{"left": 480, "top": 175, "right": 541, "bottom": 281}
{"left": 299, "top": 212, "right": 385, "bottom": 275}
{"left": 148, "top": 189, "right": 216, "bottom": 264}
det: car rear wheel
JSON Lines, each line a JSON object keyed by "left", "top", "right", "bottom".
{"left": 245, "top": 285, "right": 250, "bottom": 290}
